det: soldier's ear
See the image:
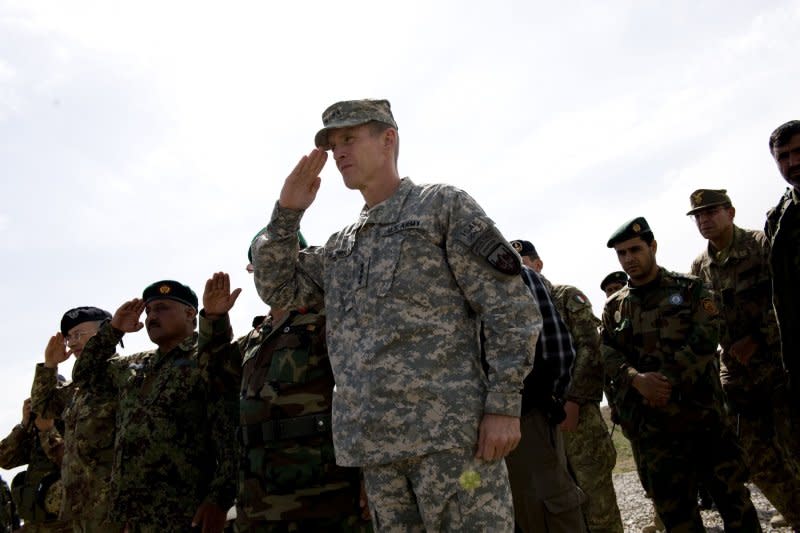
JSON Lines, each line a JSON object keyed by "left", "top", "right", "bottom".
{"left": 651, "top": 240, "right": 658, "bottom": 254}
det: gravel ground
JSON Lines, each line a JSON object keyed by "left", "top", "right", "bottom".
{"left": 613, "top": 471, "right": 793, "bottom": 532}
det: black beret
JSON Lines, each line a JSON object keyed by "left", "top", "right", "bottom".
{"left": 60, "top": 306, "right": 112, "bottom": 335}
{"left": 142, "top": 280, "right": 198, "bottom": 310}
{"left": 606, "top": 217, "right": 653, "bottom": 248}
{"left": 600, "top": 271, "right": 628, "bottom": 292}
{"left": 686, "top": 189, "right": 732, "bottom": 215}
{"left": 510, "top": 239, "right": 538, "bottom": 258}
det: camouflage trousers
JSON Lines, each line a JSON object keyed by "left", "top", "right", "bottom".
{"left": 234, "top": 513, "right": 372, "bottom": 533}
{"left": 563, "top": 403, "right": 624, "bottom": 533}
{"left": 734, "top": 409, "right": 800, "bottom": 528}
{"left": 505, "top": 409, "right": 587, "bottom": 533}
{"left": 638, "top": 424, "right": 761, "bottom": 532}
{"left": 362, "top": 447, "right": 513, "bottom": 532}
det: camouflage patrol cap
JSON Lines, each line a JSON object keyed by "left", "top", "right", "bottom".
{"left": 142, "top": 280, "right": 198, "bottom": 310}
{"left": 60, "top": 306, "right": 112, "bottom": 335}
{"left": 600, "top": 271, "right": 628, "bottom": 292}
{"left": 510, "top": 239, "right": 538, "bottom": 258}
{"left": 686, "top": 189, "right": 732, "bottom": 215}
{"left": 606, "top": 216, "right": 653, "bottom": 247}
{"left": 314, "top": 99, "right": 398, "bottom": 150}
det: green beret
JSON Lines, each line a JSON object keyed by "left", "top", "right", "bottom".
{"left": 142, "top": 280, "right": 198, "bottom": 310}
{"left": 315, "top": 99, "right": 398, "bottom": 150}
{"left": 600, "top": 271, "right": 628, "bottom": 291}
{"left": 606, "top": 216, "right": 653, "bottom": 248}
{"left": 686, "top": 189, "right": 732, "bottom": 215}
{"left": 247, "top": 229, "right": 308, "bottom": 263}
{"left": 510, "top": 239, "right": 538, "bottom": 258}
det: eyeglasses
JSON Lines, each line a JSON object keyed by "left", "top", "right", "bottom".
{"left": 64, "top": 330, "right": 94, "bottom": 345}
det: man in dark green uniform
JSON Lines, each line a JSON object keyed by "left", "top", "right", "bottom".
{"left": 688, "top": 188, "right": 800, "bottom": 529}
{"left": 32, "top": 306, "right": 124, "bottom": 533}
{"left": 201, "top": 237, "right": 371, "bottom": 532}
{"left": 72, "top": 277, "right": 238, "bottom": 533}
{"left": 602, "top": 217, "right": 760, "bottom": 532}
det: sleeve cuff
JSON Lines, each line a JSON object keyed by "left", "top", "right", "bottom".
{"left": 484, "top": 391, "right": 522, "bottom": 417}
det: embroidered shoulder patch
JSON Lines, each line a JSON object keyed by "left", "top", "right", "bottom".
{"left": 485, "top": 242, "right": 521, "bottom": 275}
{"left": 573, "top": 292, "right": 588, "bottom": 305}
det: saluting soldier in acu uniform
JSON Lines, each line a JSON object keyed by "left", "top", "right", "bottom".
{"left": 251, "top": 99, "right": 541, "bottom": 531}
{"left": 687, "top": 188, "right": 800, "bottom": 529}
{"left": 602, "top": 217, "right": 761, "bottom": 532}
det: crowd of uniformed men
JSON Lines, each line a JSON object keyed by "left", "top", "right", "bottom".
{"left": 0, "top": 101, "right": 798, "bottom": 533}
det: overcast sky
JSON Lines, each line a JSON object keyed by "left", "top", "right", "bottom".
{"left": 1, "top": 0, "right": 798, "bottom": 479}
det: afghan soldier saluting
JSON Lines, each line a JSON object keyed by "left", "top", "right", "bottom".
{"left": 602, "top": 217, "right": 761, "bottom": 532}
{"left": 251, "top": 99, "right": 541, "bottom": 531}
{"left": 31, "top": 306, "right": 125, "bottom": 533}
{"left": 687, "top": 188, "right": 800, "bottom": 528}
{"left": 72, "top": 277, "right": 238, "bottom": 533}
{"left": 200, "top": 239, "right": 371, "bottom": 532}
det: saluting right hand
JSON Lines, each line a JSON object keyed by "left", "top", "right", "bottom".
{"left": 44, "top": 333, "right": 70, "bottom": 368}
{"left": 110, "top": 299, "right": 146, "bottom": 333}
{"left": 278, "top": 149, "right": 328, "bottom": 211}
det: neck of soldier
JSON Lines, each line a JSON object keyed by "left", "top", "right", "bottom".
{"left": 361, "top": 168, "right": 401, "bottom": 208}
{"left": 709, "top": 224, "right": 734, "bottom": 252}
{"left": 156, "top": 327, "right": 194, "bottom": 354}
{"left": 629, "top": 263, "right": 660, "bottom": 287}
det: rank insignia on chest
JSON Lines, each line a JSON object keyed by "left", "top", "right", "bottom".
{"left": 669, "top": 293, "right": 683, "bottom": 305}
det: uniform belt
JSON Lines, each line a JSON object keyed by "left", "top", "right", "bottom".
{"left": 238, "top": 413, "right": 332, "bottom": 446}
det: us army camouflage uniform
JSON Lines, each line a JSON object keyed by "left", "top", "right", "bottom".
{"left": 252, "top": 178, "right": 541, "bottom": 531}
{"left": 766, "top": 188, "right": 800, "bottom": 402}
{"left": 71, "top": 321, "right": 237, "bottom": 533}
{"left": 31, "top": 364, "right": 123, "bottom": 533}
{"left": 0, "top": 422, "right": 70, "bottom": 532}
{"left": 201, "top": 310, "right": 370, "bottom": 533}
{"left": 602, "top": 268, "right": 761, "bottom": 532}
{"left": 692, "top": 224, "right": 800, "bottom": 527}
{"left": 546, "top": 278, "right": 623, "bottom": 533}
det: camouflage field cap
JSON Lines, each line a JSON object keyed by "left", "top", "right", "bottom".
{"left": 686, "top": 189, "right": 732, "bottom": 215}
{"left": 600, "top": 271, "right": 628, "bottom": 292}
{"left": 606, "top": 216, "right": 653, "bottom": 247}
{"left": 142, "top": 280, "right": 198, "bottom": 310}
{"left": 510, "top": 239, "right": 539, "bottom": 259}
{"left": 314, "top": 99, "right": 398, "bottom": 150}
{"left": 60, "top": 306, "right": 112, "bottom": 335}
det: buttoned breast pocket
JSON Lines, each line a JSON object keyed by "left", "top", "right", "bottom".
{"left": 375, "top": 229, "right": 443, "bottom": 308}
{"left": 657, "top": 298, "right": 693, "bottom": 346}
